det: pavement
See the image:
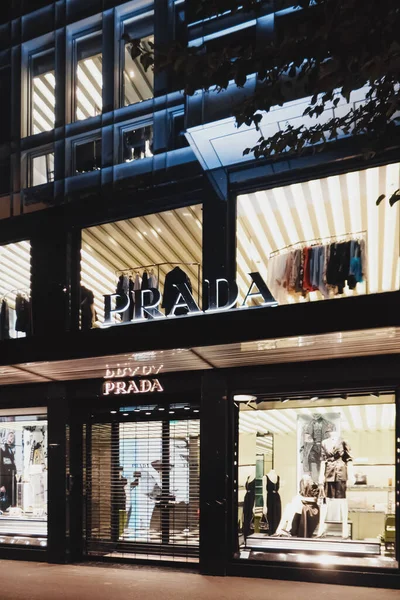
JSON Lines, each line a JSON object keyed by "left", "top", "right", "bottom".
{"left": 0, "top": 561, "right": 399, "bottom": 600}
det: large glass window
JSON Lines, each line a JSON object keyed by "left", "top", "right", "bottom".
{"left": 30, "top": 49, "right": 55, "bottom": 135}
{"left": 236, "top": 392, "right": 397, "bottom": 569}
{"left": 121, "top": 124, "right": 153, "bottom": 162}
{"left": 75, "top": 33, "right": 103, "bottom": 121}
{"left": 80, "top": 205, "right": 202, "bottom": 328}
{"left": 0, "top": 409, "right": 47, "bottom": 547}
{"left": 74, "top": 136, "right": 102, "bottom": 174}
{"left": 0, "top": 240, "right": 32, "bottom": 339}
{"left": 122, "top": 14, "right": 154, "bottom": 107}
{"left": 236, "top": 163, "right": 400, "bottom": 306}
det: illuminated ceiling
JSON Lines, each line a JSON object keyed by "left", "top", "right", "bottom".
{"left": 81, "top": 205, "right": 203, "bottom": 320}
{"left": 238, "top": 395, "right": 396, "bottom": 435}
{"left": 237, "top": 162, "right": 400, "bottom": 304}
{"left": 124, "top": 36, "right": 154, "bottom": 106}
{"left": 1, "top": 326, "right": 400, "bottom": 386}
{"left": 76, "top": 54, "right": 103, "bottom": 121}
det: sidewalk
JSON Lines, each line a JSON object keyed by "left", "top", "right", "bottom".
{"left": 0, "top": 561, "right": 399, "bottom": 600}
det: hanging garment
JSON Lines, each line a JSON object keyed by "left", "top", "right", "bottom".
{"left": 290, "top": 502, "right": 320, "bottom": 538}
{"left": 302, "top": 247, "right": 315, "bottom": 292}
{"left": 162, "top": 267, "right": 193, "bottom": 316}
{"left": 80, "top": 285, "right": 96, "bottom": 330}
{"left": 321, "top": 439, "right": 352, "bottom": 483}
{"left": 116, "top": 275, "right": 130, "bottom": 321}
{"left": 0, "top": 299, "right": 10, "bottom": 340}
{"left": 15, "top": 294, "right": 31, "bottom": 334}
{"left": 141, "top": 271, "right": 150, "bottom": 290}
{"left": 128, "top": 277, "right": 135, "bottom": 320}
{"left": 149, "top": 273, "right": 158, "bottom": 289}
{"left": 242, "top": 477, "right": 255, "bottom": 539}
{"left": 267, "top": 253, "right": 287, "bottom": 305}
{"left": 326, "top": 241, "right": 351, "bottom": 294}
{"left": 266, "top": 475, "right": 282, "bottom": 536}
{"left": 348, "top": 240, "right": 363, "bottom": 289}
{"left": 134, "top": 273, "right": 142, "bottom": 291}
{"left": 301, "top": 415, "right": 336, "bottom": 482}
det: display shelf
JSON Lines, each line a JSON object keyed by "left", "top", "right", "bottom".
{"left": 348, "top": 486, "right": 394, "bottom": 491}
{"left": 245, "top": 534, "right": 381, "bottom": 556}
{"left": 348, "top": 509, "right": 386, "bottom": 513}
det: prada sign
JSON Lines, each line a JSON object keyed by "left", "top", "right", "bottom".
{"left": 103, "top": 378, "right": 164, "bottom": 395}
{"left": 103, "top": 272, "right": 277, "bottom": 326}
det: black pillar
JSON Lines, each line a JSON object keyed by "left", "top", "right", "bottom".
{"left": 30, "top": 225, "right": 78, "bottom": 336}
{"left": 68, "top": 407, "right": 84, "bottom": 561}
{"left": 200, "top": 371, "right": 229, "bottom": 575}
{"left": 47, "top": 397, "right": 69, "bottom": 563}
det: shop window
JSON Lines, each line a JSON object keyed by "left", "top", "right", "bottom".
{"left": 121, "top": 12, "right": 154, "bottom": 107}
{"left": 30, "top": 49, "right": 55, "bottom": 135}
{"left": 0, "top": 409, "right": 47, "bottom": 547}
{"left": 74, "top": 33, "right": 103, "bottom": 121}
{"left": 80, "top": 204, "right": 202, "bottom": 328}
{"left": 0, "top": 240, "right": 32, "bottom": 339}
{"left": 236, "top": 163, "right": 400, "bottom": 307}
{"left": 74, "top": 137, "right": 101, "bottom": 174}
{"left": 86, "top": 403, "right": 199, "bottom": 560}
{"left": 236, "top": 392, "right": 397, "bottom": 569}
{"left": 121, "top": 124, "right": 153, "bottom": 162}
{"left": 29, "top": 151, "right": 54, "bottom": 187}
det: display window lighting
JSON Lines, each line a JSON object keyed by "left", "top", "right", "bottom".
{"left": 233, "top": 394, "right": 257, "bottom": 402}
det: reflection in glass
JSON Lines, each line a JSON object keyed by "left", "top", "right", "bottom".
{"left": 123, "top": 35, "right": 154, "bottom": 106}
{"left": 122, "top": 125, "right": 153, "bottom": 162}
{"left": 31, "top": 153, "right": 54, "bottom": 187}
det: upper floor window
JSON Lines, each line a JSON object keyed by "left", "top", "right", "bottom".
{"left": 31, "top": 50, "right": 55, "bottom": 134}
{"left": 74, "top": 33, "right": 103, "bottom": 121}
{"left": 122, "top": 12, "right": 154, "bottom": 107}
{"left": 30, "top": 151, "right": 54, "bottom": 187}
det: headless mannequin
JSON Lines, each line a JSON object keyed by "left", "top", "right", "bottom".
{"left": 317, "top": 431, "right": 353, "bottom": 539}
{"left": 262, "top": 469, "right": 278, "bottom": 515}
{"left": 275, "top": 474, "right": 318, "bottom": 535}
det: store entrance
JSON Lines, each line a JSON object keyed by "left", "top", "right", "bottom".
{"left": 85, "top": 401, "right": 200, "bottom": 563}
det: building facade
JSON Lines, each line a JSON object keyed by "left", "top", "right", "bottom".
{"left": 0, "top": 0, "right": 399, "bottom": 589}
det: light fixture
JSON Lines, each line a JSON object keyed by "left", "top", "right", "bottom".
{"left": 129, "top": 70, "right": 135, "bottom": 78}
{"left": 158, "top": 407, "right": 165, "bottom": 411}
{"left": 193, "top": 409, "right": 199, "bottom": 413}
{"left": 370, "top": 392, "right": 380, "bottom": 399}
{"left": 281, "top": 398, "right": 290, "bottom": 404}
{"left": 145, "top": 412, "right": 151, "bottom": 415}
{"left": 233, "top": 394, "right": 257, "bottom": 402}
{"left": 110, "top": 410, "right": 117, "bottom": 414}
{"left": 310, "top": 396, "right": 319, "bottom": 402}
{"left": 169, "top": 410, "right": 175, "bottom": 414}
{"left": 123, "top": 413, "right": 129, "bottom": 416}
{"left": 184, "top": 406, "right": 190, "bottom": 410}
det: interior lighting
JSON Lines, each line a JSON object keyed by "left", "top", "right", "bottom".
{"left": 233, "top": 394, "right": 257, "bottom": 402}
{"left": 110, "top": 410, "right": 117, "bottom": 414}
{"left": 123, "top": 412, "right": 129, "bottom": 416}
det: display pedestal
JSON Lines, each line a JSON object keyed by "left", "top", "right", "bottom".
{"left": 245, "top": 534, "right": 381, "bottom": 556}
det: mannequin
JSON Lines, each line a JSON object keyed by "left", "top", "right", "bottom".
{"left": 262, "top": 469, "right": 281, "bottom": 535}
{"left": 243, "top": 474, "right": 256, "bottom": 539}
{"left": 274, "top": 474, "right": 320, "bottom": 537}
{"left": 317, "top": 431, "right": 353, "bottom": 539}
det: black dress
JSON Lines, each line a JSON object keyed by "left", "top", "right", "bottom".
{"left": 242, "top": 477, "right": 255, "bottom": 539}
{"left": 266, "top": 475, "right": 281, "bottom": 535}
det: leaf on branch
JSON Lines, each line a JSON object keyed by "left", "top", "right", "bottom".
{"left": 376, "top": 194, "right": 386, "bottom": 206}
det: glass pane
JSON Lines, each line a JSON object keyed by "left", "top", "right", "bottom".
{"left": 237, "top": 393, "right": 397, "bottom": 569}
{"left": 0, "top": 412, "right": 48, "bottom": 546}
{"left": 75, "top": 139, "right": 101, "bottom": 174}
{"left": 123, "top": 35, "right": 154, "bottom": 106}
{"left": 0, "top": 240, "right": 32, "bottom": 339}
{"left": 236, "top": 163, "right": 400, "bottom": 307}
{"left": 31, "top": 153, "right": 54, "bottom": 186}
{"left": 31, "top": 51, "right": 55, "bottom": 135}
{"left": 75, "top": 36, "right": 103, "bottom": 121}
{"left": 122, "top": 125, "right": 153, "bottom": 162}
{"left": 80, "top": 205, "right": 203, "bottom": 328}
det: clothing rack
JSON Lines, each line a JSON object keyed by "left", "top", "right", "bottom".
{"left": 116, "top": 262, "right": 202, "bottom": 303}
{"left": 269, "top": 230, "right": 367, "bottom": 259}
{"left": 0, "top": 288, "right": 30, "bottom": 304}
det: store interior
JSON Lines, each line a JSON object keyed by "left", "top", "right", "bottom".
{"left": 0, "top": 409, "right": 47, "bottom": 547}
{"left": 237, "top": 393, "right": 397, "bottom": 568}
{"left": 80, "top": 205, "right": 203, "bottom": 326}
{"left": 237, "top": 162, "right": 400, "bottom": 305}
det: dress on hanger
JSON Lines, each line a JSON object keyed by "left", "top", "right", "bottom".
{"left": 242, "top": 477, "right": 255, "bottom": 540}
{"left": 266, "top": 475, "right": 282, "bottom": 535}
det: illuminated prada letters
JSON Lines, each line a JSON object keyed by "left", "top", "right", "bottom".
{"left": 103, "top": 378, "right": 164, "bottom": 395}
{"left": 103, "top": 272, "right": 276, "bottom": 325}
